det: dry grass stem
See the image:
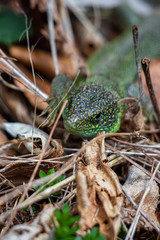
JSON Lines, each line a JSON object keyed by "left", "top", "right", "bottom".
{"left": 125, "top": 162, "right": 160, "bottom": 239}
{"left": 47, "top": 0, "right": 59, "bottom": 75}
{"left": 122, "top": 187, "right": 159, "bottom": 232}
{"left": 0, "top": 50, "right": 48, "bottom": 100}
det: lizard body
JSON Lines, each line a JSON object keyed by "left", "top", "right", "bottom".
{"left": 49, "top": 12, "right": 160, "bottom": 138}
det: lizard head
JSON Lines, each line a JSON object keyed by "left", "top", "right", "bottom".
{"left": 63, "top": 84, "right": 122, "bottom": 138}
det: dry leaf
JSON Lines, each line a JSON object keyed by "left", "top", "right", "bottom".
{"left": 0, "top": 82, "right": 33, "bottom": 124}
{"left": 0, "top": 154, "right": 62, "bottom": 186}
{"left": 120, "top": 98, "right": 144, "bottom": 132}
{"left": 123, "top": 165, "right": 159, "bottom": 230}
{"left": 9, "top": 46, "right": 83, "bottom": 78}
{"left": 2, "top": 204, "right": 55, "bottom": 240}
{"left": 0, "top": 139, "right": 63, "bottom": 186}
{"left": 1, "top": 122, "right": 63, "bottom": 156}
{"left": 76, "top": 133, "right": 123, "bottom": 240}
{"left": 2, "top": 122, "right": 50, "bottom": 153}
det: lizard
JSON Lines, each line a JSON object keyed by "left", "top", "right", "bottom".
{"left": 45, "top": 11, "right": 160, "bottom": 138}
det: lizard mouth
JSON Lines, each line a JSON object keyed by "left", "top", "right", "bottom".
{"left": 64, "top": 119, "right": 96, "bottom": 138}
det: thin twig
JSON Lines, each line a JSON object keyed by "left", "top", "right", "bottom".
{"left": 58, "top": 188, "right": 76, "bottom": 206}
{"left": 1, "top": 131, "right": 160, "bottom": 224}
{"left": 0, "top": 50, "right": 48, "bottom": 100}
{"left": 125, "top": 162, "right": 160, "bottom": 240}
{"left": 60, "top": 0, "right": 74, "bottom": 43}
{"left": 67, "top": 0, "right": 104, "bottom": 43}
{"left": 105, "top": 141, "right": 160, "bottom": 184}
{"left": 141, "top": 57, "right": 160, "bottom": 125}
{"left": 22, "top": 12, "right": 37, "bottom": 154}
{"left": 122, "top": 187, "right": 160, "bottom": 232}
{"left": 0, "top": 100, "right": 68, "bottom": 237}
{"left": 0, "top": 174, "right": 75, "bottom": 233}
{"left": 41, "top": 70, "right": 80, "bottom": 126}
{"left": 20, "top": 100, "right": 68, "bottom": 203}
{"left": 20, "top": 175, "right": 75, "bottom": 208}
{"left": 132, "top": 25, "right": 143, "bottom": 102}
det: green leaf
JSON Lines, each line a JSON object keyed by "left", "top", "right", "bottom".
{"left": 34, "top": 168, "right": 65, "bottom": 192}
{"left": 54, "top": 204, "right": 80, "bottom": 240}
{"left": 0, "top": 7, "right": 29, "bottom": 45}
{"left": 53, "top": 205, "right": 105, "bottom": 240}
{"left": 118, "top": 225, "right": 127, "bottom": 239}
{"left": 82, "top": 228, "right": 105, "bottom": 240}
{"left": 47, "top": 168, "right": 55, "bottom": 175}
{"left": 52, "top": 175, "right": 66, "bottom": 185}
{"left": 62, "top": 203, "right": 70, "bottom": 214}
{"left": 39, "top": 170, "right": 46, "bottom": 178}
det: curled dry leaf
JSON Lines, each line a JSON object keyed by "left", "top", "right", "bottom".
{"left": 120, "top": 98, "right": 144, "bottom": 132}
{"left": 0, "top": 137, "right": 63, "bottom": 185}
{"left": 1, "top": 122, "right": 63, "bottom": 156}
{"left": 0, "top": 161, "right": 58, "bottom": 186}
{"left": 76, "top": 133, "right": 123, "bottom": 240}
{"left": 0, "top": 123, "right": 63, "bottom": 185}
{"left": 43, "top": 139, "right": 64, "bottom": 158}
{"left": 2, "top": 204, "right": 55, "bottom": 240}
{"left": 122, "top": 165, "right": 159, "bottom": 230}
{"left": 0, "top": 82, "right": 33, "bottom": 124}
{"left": 1, "top": 122, "right": 50, "bottom": 153}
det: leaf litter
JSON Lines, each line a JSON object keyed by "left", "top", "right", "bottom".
{"left": 76, "top": 133, "right": 123, "bottom": 239}
{"left": 0, "top": 1, "right": 159, "bottom": 240}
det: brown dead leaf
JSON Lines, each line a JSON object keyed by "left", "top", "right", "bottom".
{"left": 9, "top": 46, "right": 82, "bottom": 78}
{"left": 44, "top": 139, "right": 64, "bottom": 158}
{"left": 0, "top": 123, "right": 63, "bottom": 185}
{"left": 0, "top": 129, "right": 18, "bottom": 158}
{"left": 76, "top": 133, "right": 123, "bottom": 240}
{"left": 120, "top": 98, "right": 144, "bottom": 132}
{"left": 2, "top": 203, "right": 54, "bottom": 240}
{"left": 0, "top": 82, "right": 33, "bottom": 124}
{"left": 0, "top": 157, "right": 61, "bottom": 186}
{"left": 123, "top": 165, "right": 159, "bottom": 230}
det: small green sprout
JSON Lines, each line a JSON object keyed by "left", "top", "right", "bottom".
{"left": 34, "top": 168, "right": 65, "bottom": 195}
{"left": 54, "top": 204, "right": 105, "bottom": 240}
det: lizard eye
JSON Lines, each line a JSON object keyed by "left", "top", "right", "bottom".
{"left": 90, "top": 112, "right": 101, "bottom": 122}
{"left": 95, "top": 112, "right": 101, "bottom": 119}
{"left": 89, "top": 112, "right": 101, "bottom": 124}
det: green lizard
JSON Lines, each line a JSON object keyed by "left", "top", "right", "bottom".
{"left": 46, "top": 11, "right": 160, "bottom": 138}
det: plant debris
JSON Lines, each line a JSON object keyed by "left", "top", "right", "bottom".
{"left": 0, "top": 1, "right": 160, "bottom": 240}
{"left": 123, "top": 165, "right": 159, "bottom": 230}
{"left": 76, "top": 134, "right": 123, "bottom": 239}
